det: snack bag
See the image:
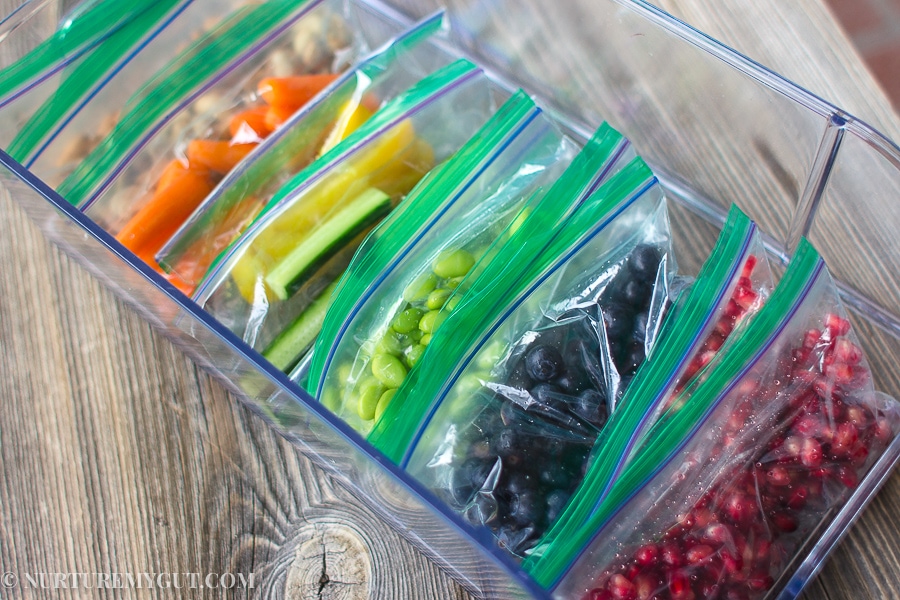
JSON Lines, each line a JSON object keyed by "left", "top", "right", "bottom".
{"left": 306, "top": 91, "right": 579, "bottom": 432}
{"left": 7, "top": 0, "right": 262, "bottom": 174}
{"left": 528, "top": 205, "right": 773, "bottom": 575}
{"left": 155, "top": 11, "right": 452, "bottom": 293}
{"left": 58, "top": 0, "right": 373, "bottom": 207}
{"left": 381, "top": 158, "right": 669, "bottom": 559}
{"left": 531, "top": 240, "right": 900, "bottom": 600}
{"left": 367, "top": 123, "right": 638, "bottom": 464}
{"left": 193, "top": 59, "right": 496, "bottom": 362}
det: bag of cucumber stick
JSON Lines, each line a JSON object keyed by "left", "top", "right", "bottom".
{"left": 11, "top": 0, "right": 287, "bottom": 175}
{"left": 365, "top": 122, "right": 636, "bottom": 461}
{"left": 59, "top": 0, "right": 371, "bottom": 210}
{"left": 155, "top": 12, "right": 453, "bottom": 293}
{"left": 541, "top": 240, "right": 900, "bottom": 599}
{"left": 528, "top": 206, "right": 773, "bottom": 574}
{"left": 194, "top": 59, "right": 497, "bottom": 359}
{"left": 305, "top": 91, "right": 580, "bottom": 432}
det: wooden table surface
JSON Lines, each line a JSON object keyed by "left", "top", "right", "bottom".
{"left": 2, "top": 1, "right": 899, "bottom": 598}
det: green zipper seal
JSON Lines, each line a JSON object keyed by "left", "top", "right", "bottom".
{"left": 368, "top": 150, "right": 647, "bottom": 467}
{"left": 0, "top": 0, "right": 162, "bottom": 103}
{"left": 58, "top": 0, "right": 313, "bottom": 207}
{"left": 7, "top": 0, "right": 183, "bottom": 162}
{"left": 527, "top": 238, "right": 823, "bottom": 588}
{"left": 525, "top": 205, "right": 757, "bottom": 577}
{"left": 193, "top": 58, "right": 481, "bottom": 298}
{"left": 306, "top": 90, "right": 537, "bottom": 396}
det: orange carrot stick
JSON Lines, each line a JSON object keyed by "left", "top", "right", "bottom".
{"left": 116, "top": 160, "right": 215, "bottom": 260}
{"left": 264, "top": 104, "right": 295, "bottom": 132}
{"left": 229, "top": 106, "right": 272, "bottom": 140}
{"left": 186, "top": 140, "right": 257, "bottom": 174}
{"left": 258, "top": 73, "right": 339, "bottom": 112}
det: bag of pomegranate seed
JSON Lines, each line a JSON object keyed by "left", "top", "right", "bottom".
{"left": 528, "top": 204, "right": 774, "bottom": 574}
{"left": 534, "top": 239, "right": 900, "bottom": 599}
{"left": 387, "top": 157, "right": 679, "bottom": 559}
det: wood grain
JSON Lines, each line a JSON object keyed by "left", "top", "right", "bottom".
{"left": 1, "top": 1, "right": 899, "bottom": 599}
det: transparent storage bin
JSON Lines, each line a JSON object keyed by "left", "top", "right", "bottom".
{"left": 2, "top": 0, "right": 900, "bottom": 598}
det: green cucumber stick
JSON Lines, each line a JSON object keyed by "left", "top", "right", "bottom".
{"left": 265, "top": 188, "right": 391, "bottom": 301}
{"left": 526, "top": 239, "right": 823, "bottom": 588}
{"left": 306, "top": 90, "right": 537, "bottom": 394}
{"left": 0, "top": 0, "right": 161, "bottom": 101}
{"left": 8, "top": 0, "right": 183, "bottom": 162}
{"left": 528, "top": 206, "right": 754, "bottom": 570}
{"left": 58, "top": 0, "right": 310, "bottom": 206}
{"left": 263, "top": 280, "right": 338, "bottom": 373}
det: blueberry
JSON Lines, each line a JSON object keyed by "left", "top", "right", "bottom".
{"left": 620, "top": 340, "right": 645, "bottom": 375}
{"left": 500, "top": 401, "right": 526, "bottom": 427}
{"left": 530, "top": 383, "right": 567, "bottom": 411}
{"left": 509, "top": 491, "right": 543, "bottom": 527}
{"left": 554, "top": 368, "right": 590, "bottom": 395}
{"left": 633, "top": 311, "right": 649, "bottom": 345}
{"left": 472, "top": 409, "right": 502, "bottom": 437}
{"left": 539, "top": 466, "right": 572, "bottom": 488}
{"left": 603, "top": 303, "right": 634, "bottom": 343}
{"left": 628, "top": 244, "right": 662, "bottom": 279}
{"left": 525, "top": 344, "right": 564, "bottom": 382}
{"left": 491, "top": 427, "right": 518, "bottom": 457}
{"left": 546, "top": 490, "right": 570, "bottom": 523}
{"left": 621, "top": 277, "right": 651, "bottom": 309}
{"left": 496, "top": 524, "right": 538, "bottom": 555}
{"left": 505, "top": 360, "right": 533, "bottom": 390}
{"left": 572, "top": 388, "right": 609, "bottom": 429}
{"left": 538, "top": 436, "right": 567, "bottom": 459}
{"left": 504, "top": 471, "right": 538, "bottom": 497}
{"left": 463, "top": 493, "right": 499, "bottom": 526}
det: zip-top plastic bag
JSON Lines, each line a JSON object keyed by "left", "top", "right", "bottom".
{"left": 3, "top": 0, "right": 199, "bottom": 168}
{"left": 303, "top": 91, "right": 580, "bottom": 432}
{"left": 524, "top": 205, "right": 773, "bottom": 578}
{"left": 533, "top": 240, "right": 900, "bottom": 599}
{"left": 58, "top": 0, "right": 374, "bottom": 209}
{"left": 366, "top": 123, "right": 638, "bottom": 464}
{"left": 371, "top": 157, "right": 665, "bottom": 560}
{"left": 194, "top": 59, "right": 498, "bottom": 359}
{"left": 0, "top": 0, "right": 179, "bottom": 131}
{"left": 0, "top": 0, "right": 167, "bottom": 112}
{"left": 155, "top": 11, "right": 453, "bottom": 294}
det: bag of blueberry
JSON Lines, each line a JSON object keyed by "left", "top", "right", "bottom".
{"left": 530, "top": 239, "right": 900, "bottom": 599}
{"left": 304, "top": 91, "right": 586, "bottom": 432}
{"left": 366, "top": 123, "right": 636, "bottom": 463}
{"left": 400, "top": 157, "right": 676, "bottom": 558}
{"left": 527, "top": 205, "right": 773, "bottom": 576}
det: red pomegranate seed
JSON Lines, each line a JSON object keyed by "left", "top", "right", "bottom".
{"left": 587, "top": 588, "right": 614, "bottom": 600}
{"left": 686, "top": 544, "right": 715, "bottom": 565}
{"left": 741, "top": 255, "right": 757, "bottom": 278}
{"left": 837, "top": 465, "right": 860, "bottom": 488}
{"left": 825, "top": 363, "right": 855, "bottom": 386}
{"left": 832, "top": 422, "right": 859, "bottom": 456}
{"left": 875, "top": 418, "right": 894, "bottom": 444}
{"left": 824, "top": 313, "right": 851, "bottom": 337}
{"left": 833, "top": 338, "right": 863, "bottom": 365}
{"left": 766, "top": 466, "right": 791, "bottom": 487}
{"left": 608, "top": 574, "right": 637, "bottom": 600}
{"left": 632, "top": 573, "right": 659, "bottom": 600}
{"left": 667, "top": 570, "right": 693, "bottom": 600}
{"left": 660, "top": 543, "right": 684, "bottom": 568}
{"left": 633, "top": 544, "right": 659, "bottom": 567}
{"left": 800, "top": 438, "right": 823, "bottom": 468}
{"left": 721, "top": 549, "right": 744, "bottom": 575}
{"left": 787, "top": 486, "right": 809, "bottom": 510}
{"left": 723, "top": 492, "right": 756, "bottom": 524}
{"left": 770, "top": 511, "right": 798, "bottom": 532}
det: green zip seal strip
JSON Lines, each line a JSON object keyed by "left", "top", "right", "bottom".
{"left": 0, "top": 0, "right": 164, "bottom": 105}
{"left": 526, "top": 238, "right": 823, "bottom": 589}
{"left": 525, "top": 205, "right": 760, "bottom": 577}
{"left": 306, "top": 90, "right": 538, "bottom": 395}
{"left": 58, "top": 0, "right": 319, "bottom": 207}
{"left": 191, "top": 58, "right": 482, "bottom": 304}
{"left": 8, "top": 0, "right": 187, "bottom": 164}
{"left": 368, "top": 149, "right": 647, "bottom": 467}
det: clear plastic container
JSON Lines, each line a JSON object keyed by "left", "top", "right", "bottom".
{"left": 3, "top": 0, "right": 900, "bottom": 598}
